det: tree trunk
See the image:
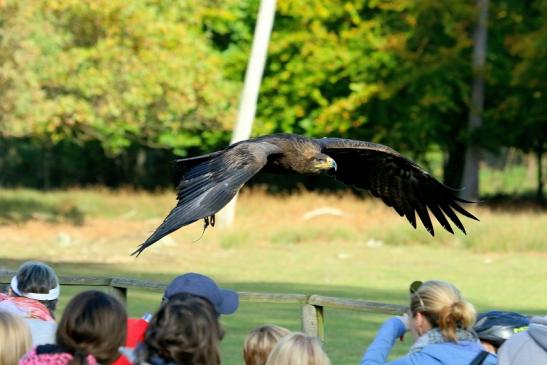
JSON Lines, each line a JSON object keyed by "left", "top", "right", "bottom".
{"left": 42, "top": 142, "right": 52, "bottom": 190}
{"left": 444, "top": 141, "right": 466, "bottom": 189}
{"left": 461, "top": 0, "right": 489, "bottom": 201}
{"left": 135, "top": 148, "right": 147, "bottom": 186}
{"left": 537, "top": 142, "right": 544, "bottom": 202}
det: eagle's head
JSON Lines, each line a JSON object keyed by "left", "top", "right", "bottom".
{"left": 311, "top": 153, "right": 337, "bottom": 173}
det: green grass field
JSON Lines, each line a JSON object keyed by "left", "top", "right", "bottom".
{"left": 0, "top": 188, "right": 546, "bottom": 364}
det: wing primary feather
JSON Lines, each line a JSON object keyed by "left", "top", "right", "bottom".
{"left": 407, "top": 182, "right": 434, "bottom": 235}
{"left": 318, "top": 137, "right": 479, "bottom": 236}
{"left": 406, "top": 209, "right": 417, "bottom": 229}
{"left": 439, "top": 202, "right": 466, "bottom": 234}
{"left": 454, "top": 196, "right": 480, "bottom": 204}
{"left": 448, "top": 201, "right": 480, "bottom": 221}
{"left": 413, "top": 197, "right": 434, "bottom": 236}
{"left": 382, "top": 197, "right": 394, "bottom": 209}
{"left": 131, "top": 244, "right": 146, "bottom": 257}
{"left": 401, "top": 182, "right": 417, "bottom": 229}
{"left": 179, "top": 184, "right": 215, "bottom": 204}
{"left": 184, "top": 163, "right": 210, "bottom": 179}
{"left": 427, "top": 201, "right": 454, "bottom": 234}
{"left": 392, "top": 203, "right": 405, "bottom": 216}
{"left": 179, "top": 172, "right": 213, "bottom": 187}
{"left": 393, "top": 174, "right": 414, "bottom": 223}
{"left": 178, "top": 179, "right": 213, "bottom": 200}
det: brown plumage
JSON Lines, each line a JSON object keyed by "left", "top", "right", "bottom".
{"left": 132, "top": 134, "right": 478, "bottom": 256}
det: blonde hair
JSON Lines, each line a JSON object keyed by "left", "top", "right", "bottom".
{"left": 0, "top": 311, "right": 32, "bottom": 365}
{"left": 410, "top": 280, "right": 476, "bottom": 342}
{"left": 265, "top": 332, "right": 330, "bottom": 365}
{"left": 244, "top": 325, "right": 291, "bottom": 365}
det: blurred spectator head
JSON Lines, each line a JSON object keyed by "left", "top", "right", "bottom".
{"left": 56, "top": 291, "right": 127, "bottom": 365}
{"left": 408, "top": 280, "right": 476, "bottom": 342}
{"left": 244, "top": 325, "right": 291, "bottom": 365}
{"left": 0, "top": 311, "right": 32, "bottom": 365}
{"left": 11, "top": 261, "right": 60, "bottom": 317}
{"left": 265, "top": 332, "right": 330, "bottom": 365}
{"left": 138, "top": 296, "right": 223, "bottom": 365}
{"left": 474, "top": 310, "right": 530, "bottom": 353}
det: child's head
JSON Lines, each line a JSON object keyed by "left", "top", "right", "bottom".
{"left": 56, "top": 291, "right": 127, "bottom": 365}
{"left": 265, "top": 332, "right": 330, "bottom": 365}
{"left": 12, "top": 261, "right": 60, "bottom": 317}
{"left": 244, "top": 325, "right": 291, "bottom": 365}
{"left": 139, "top": 296, "right": 223, "bottom": 365}
{"left": 409, "top": 280, "right": 476, "bottom": 341}
{"left": 0, "top": 311, "right": 32, "bottom": 365}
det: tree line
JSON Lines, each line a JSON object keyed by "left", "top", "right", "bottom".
{"left": 0, "top": 0, "right": 544, "bottom": 197}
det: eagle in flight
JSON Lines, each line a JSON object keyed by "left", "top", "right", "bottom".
{"left": 132, "top": 134, "right": 478, "bottom": 256}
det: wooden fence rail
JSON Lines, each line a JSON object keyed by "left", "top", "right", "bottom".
{"left": 0, "top": 272, "right": 407, "bottom": 341}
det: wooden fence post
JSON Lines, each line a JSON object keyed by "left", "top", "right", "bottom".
{"left": 109, "top": 284, "right": 128, "bottom": 305}
{"left": 301, "top": 304, "right": 324, "bottom": 341}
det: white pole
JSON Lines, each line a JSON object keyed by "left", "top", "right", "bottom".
{"left": 218, "top": 0, "right": 277, "bottom": 228}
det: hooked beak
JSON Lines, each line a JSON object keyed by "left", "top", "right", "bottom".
{"left": 316, "top": 157, "right": 337, "bottom": 171}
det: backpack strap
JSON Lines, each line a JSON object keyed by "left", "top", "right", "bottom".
{"left": 469, "top": 350, "right": 490, "bottom": 365}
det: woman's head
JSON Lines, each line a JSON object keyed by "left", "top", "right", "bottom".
{"left": 11, "top": 261, "right": 60, "bottom": 316}
{"left": 0, "top": 311, "right": 32, "bottom": 365}
{"left": 265, "top": 332, "right": 330, "bottom": 365}
{"left": 409, "top": 280, "right": 476, "bottom": 342}
{"left": 139, "top": 296, "right": 223, "bottom": 365}
{"left": 244, "top": 325, "right": 291, "bottom": 365}
{"left": 56, "top": 291, "right": 127, "bottom": 365}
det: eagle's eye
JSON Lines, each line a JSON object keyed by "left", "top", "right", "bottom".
{"left": 313, "top": 156, "right": 337, "bottom": 171}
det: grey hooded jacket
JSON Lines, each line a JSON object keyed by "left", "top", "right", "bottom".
{"left": 498, "top": 315, "right": 547, "bottom": 365}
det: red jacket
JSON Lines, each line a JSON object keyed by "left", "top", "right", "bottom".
{"left": 113, "top": 318, "right": 149, "bottom": 365}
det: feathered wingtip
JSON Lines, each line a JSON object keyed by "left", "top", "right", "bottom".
{"left": 442, "top": 185, "right": 482, "bottom": 222}
{"left": 452, "top": 195, "right": 481, "bottom": 222}
{"left": 131, "top": 243, "right": 147, "bottom": 257}
{"left": 131, "top": 235, "right": 158, "bottom": 257}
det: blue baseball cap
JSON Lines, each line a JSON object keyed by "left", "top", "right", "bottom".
{"left": 163, "top": 273, "right": 239, "bottom": 315}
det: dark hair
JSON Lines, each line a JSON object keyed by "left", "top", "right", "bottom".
{"left": 14, "top": 261, "right": 59, "bottom": 317}
{"left": 56, "top": 291, "right": 127, "bottom": 365}
{"left": 138, "top": 297, "right": 223, "bottom": 365}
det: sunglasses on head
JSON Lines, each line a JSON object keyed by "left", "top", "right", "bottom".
{"left": 409, "top": 280, "right": 426, "bottom": 310}
{"left": 409, "top": 280, "right": 423, "bottom": 294}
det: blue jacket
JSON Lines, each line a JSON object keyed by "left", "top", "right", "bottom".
{"left": 359, "top": 317, "right": 497, "bottom": 365}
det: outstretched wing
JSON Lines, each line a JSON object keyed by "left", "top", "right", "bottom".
{"left": 316, "top": 137, "right": 478, "bottom": 235}
{"left": 132, "top": 141, "right": 282, "bottom": 256}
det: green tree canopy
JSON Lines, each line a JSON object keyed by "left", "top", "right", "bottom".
{"left": 0, "top": 0, "right": 544, "bottom": 192}
{"left": 1, "top": 0, "right": 238, "bottom": 155}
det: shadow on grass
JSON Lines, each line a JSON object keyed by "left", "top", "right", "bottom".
{"left": 0, "top": 196, "right": 85, "bottom": 225}
{"left": 481, "top": 193, "right": 547, "bottom": 212}
{"left": 0, "top": 258, "right": 543, "bottom": 315}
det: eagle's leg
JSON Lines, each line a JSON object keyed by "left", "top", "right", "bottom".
{"left": 192, "top": 215, "right": 217, "bottom": 242}
{"left": 193, "top": 216, "right": 211, "bottom": 242}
